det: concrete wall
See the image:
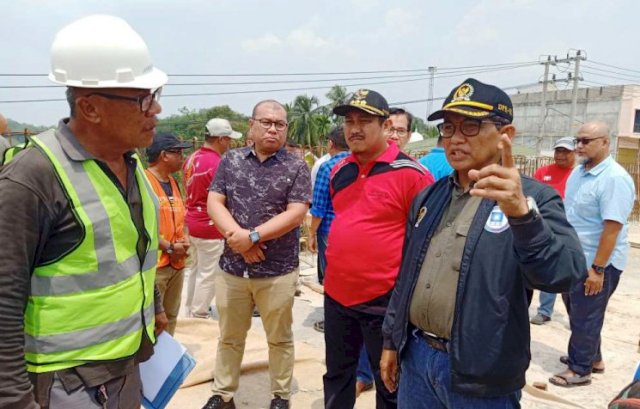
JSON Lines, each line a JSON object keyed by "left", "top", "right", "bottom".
{"left": 510, "top": 85, "right": 625, "bottom": 152}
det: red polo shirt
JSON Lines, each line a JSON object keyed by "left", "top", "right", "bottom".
{"left": 183, "top": 146, "right": 225, "bottom": 239}
{"left": 324, "top": 142, "right": 434, "bottom": 306}
{"left": 533, "top": 163, "right": 573, "bottom": 198}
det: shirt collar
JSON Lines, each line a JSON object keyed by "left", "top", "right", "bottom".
{"left": 432, "top": 147, "right": 445, "bottom": 153}
{"left": 582, "top": 155, "right": 612, "bottom": 176}
{"left": 345, "top": 141, "right": 398, "bottom": 165}
{"left": 245, "top": 146, "right": 287, "bottom": 162}
{"left": 56, "top": 118, "right": 136, "bottom": 163}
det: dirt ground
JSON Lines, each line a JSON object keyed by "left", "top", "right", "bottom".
{"left": 167, "top": 228, "right": 640, "bottom": 409}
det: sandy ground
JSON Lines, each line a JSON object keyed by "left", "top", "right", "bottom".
{"left": 165, "top": 228, "right": 640, "bottom": 409}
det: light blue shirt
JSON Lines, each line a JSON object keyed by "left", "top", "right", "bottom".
{"left": 418, "top": 147, "right": 453, "bottom": 181}
{"left": 564, "top": 155, "right": 635, "bottom": 270}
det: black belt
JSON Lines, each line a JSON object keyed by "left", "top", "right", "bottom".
{"left": 416, "top": 330, "right": 449, "bottom": 353}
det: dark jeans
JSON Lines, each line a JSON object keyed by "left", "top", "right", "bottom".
{"left": 398, "top": 334, "right": 521, "bottom": 408}
{"left": 317, "top": 233, "right": 328, "bottom": 285}
{"left": 562, "top": 264, "right": 622, "bottom": 376}
{"left": 357, "top": 344, "right": 374, "bottom": 384}
{"left": 323, "top": 295, "right": 397, "bottom": 409}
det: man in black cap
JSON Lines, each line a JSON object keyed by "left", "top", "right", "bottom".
{"left": 145, "top": 133, "right": 192, "bottom": 335}
{"left": 322, "top": 89, "right": 433, "bottom": 409}
{"left": 380, "top": 78, "right": 585, "bottom": 408}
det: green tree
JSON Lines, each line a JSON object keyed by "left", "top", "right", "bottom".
{"left": 287, "top": 94, "right": 323, "bottom": 147}
{"left": 157, "top": 105, "right": 250, "bottom": 143}
{"left": 324, "top": 85, "right": 348, "bottom": 124}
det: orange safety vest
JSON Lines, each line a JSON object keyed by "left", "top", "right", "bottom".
{"left": 145, "top": 169, "right": 187, "bottom": 269}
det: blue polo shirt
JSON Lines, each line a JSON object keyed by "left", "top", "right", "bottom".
{"left": 564, "top": 155, "right": 635, "bottom": 270}
{"left": 419, "top": 147, "right": 453, "bottom": 181}
{"left": 310, "top": 151, "right": 350, "bottom": 236}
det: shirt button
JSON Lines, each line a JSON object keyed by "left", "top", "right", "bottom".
{"left": 361, "top": 174, "right": 366, "bottom": 178}
{"left": 435, "top": 251, "right": 441, "bottom": 257}
{"left": 446, "top": 222, "right": 452, "bottom": 228}
{"left": 426, "top": 283, "right": 431, "bottom": 289}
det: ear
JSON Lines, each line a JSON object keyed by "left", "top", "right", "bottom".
{"left": 501, "top": 123, "right": 517, "bottom": 141}
{"left": 382, "top": 118, "right": 392, "bottom": 130}
{"left": 75, "top": 97, "right": 101, "bottom": 124}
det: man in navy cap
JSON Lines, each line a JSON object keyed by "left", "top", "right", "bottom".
{"left": 145, "top": 133, "right": 192, "bottom": 335}
{"left": 380, "top": 78, "right": 584, "bottom": 408}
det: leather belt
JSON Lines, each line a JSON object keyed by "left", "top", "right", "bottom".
{"left": 416, "top": 330, "right": 449, "bottom": 353}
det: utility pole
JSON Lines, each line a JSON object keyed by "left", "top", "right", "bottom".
{"left": 426, "top": 66, "right": 436, "bottom": 121}
{"left": 568, "top": 50, "right": 586, "bottom": 135}
{"left": 536, "top": 56, "right": 555, "bottom": 155}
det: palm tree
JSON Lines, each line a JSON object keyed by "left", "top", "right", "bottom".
{"left": 325, "top": 85, "right": 348, "bottom": 124}
{"left": 288, "top": 95, "right": 321, "bottom": 147}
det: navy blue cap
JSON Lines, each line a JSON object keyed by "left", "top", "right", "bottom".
{"left": 146, "top": 133, "right": 192, "bottom": 162}
{"left": 333, "top": 89, "right": 389, "bottom": 117}
{"left": 428, "top": 78, "right": 513, "bottom": 122}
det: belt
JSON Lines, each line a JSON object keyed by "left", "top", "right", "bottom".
{"left": 416, "top": 330, "right": 449, "bottom": 353}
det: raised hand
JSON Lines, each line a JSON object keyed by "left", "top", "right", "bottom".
{"left": 468, "top": 134, "right": 529, "bottom": 218}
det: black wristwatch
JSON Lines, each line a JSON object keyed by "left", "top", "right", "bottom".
{"left": 591, "top": 264, "right": 606, "bottom": 275}
{"left": 508, "top": 196, "right": 540, "bottom": 226}
{"left": 166, "top": 243, "right": 174, "bottom": 255}
{"left": 249, "top": 229, "right": 261, "bottom": 244}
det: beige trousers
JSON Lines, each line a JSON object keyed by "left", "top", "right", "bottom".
{"left": 155, "top": 265, "right": 184, "bottom": 335}
{"left": 211, "top": 267, "right": 298, "bottom": 400}
{"left": 185, "top": 237, "right": 224, "bottom": 318}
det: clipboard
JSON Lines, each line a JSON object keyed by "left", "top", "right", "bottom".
{"left": 140, "top": 331, "right": 196, "bottom": 409}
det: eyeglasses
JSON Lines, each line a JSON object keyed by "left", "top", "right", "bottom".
{"left": 164, "top": 149, "right": 184, "bottom": 155}
{"left": 385, "top": 127, "right": 409, "bottom": 137}
{"left": 253, "top": 118, "right": 288, "bottom": 131}
{"left": 437, "top": 118, "right": 504, "bottom": 138}
{"left": 575, "top": 137, "right": 604, "bottom": 146}
{"left": 87, "top": 88, "right": 162, "bottom": 114}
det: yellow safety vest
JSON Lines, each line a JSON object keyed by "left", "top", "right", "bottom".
{"left": 23, "top": 129, "right": 159, "bottom": 373}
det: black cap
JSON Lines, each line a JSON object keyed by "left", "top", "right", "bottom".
{"left": 428, "top": 78, "right": 513, "bottom": 122}
{"left": 333, "top": 89, "right": 389, "bottom": 117}
{"left": 146, "top": 133, "right": 192, "bottom": 162}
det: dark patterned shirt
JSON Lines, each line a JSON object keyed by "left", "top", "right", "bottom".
{"left": 209, "top": 147, "right": 311, "bottom": 278}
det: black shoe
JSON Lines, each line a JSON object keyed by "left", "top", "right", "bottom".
{"left": 269, "top": 396, "right": 289, "bottom": 409}
{"left": 252, "top": 307, "right": 260, "bottom": 317}
{"left": 202, "top": 395, "right": 235, "bottom": 409}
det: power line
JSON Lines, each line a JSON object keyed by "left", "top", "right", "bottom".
{"left": 582, "top": 63, "right": 640, "bottom": 80}
{"left": 0, "top": 73, "right": 431, "bottom": 89}
{"left": 0, "top": 76, "right": 431, "bottom": 104}
{"left": 0, "top": 63, "right": 539, "bottom": 91}
{"left": 0, "top": 60, "right": 541, "bottom": 78}
{"left": 581, "top": 69, "right": 640, "bottom": 83}
{"left": 589, "top": 60, "right": 640, "bottom": 75}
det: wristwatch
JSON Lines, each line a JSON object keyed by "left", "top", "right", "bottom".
{"left": 591, "top": 264, "right": 606, "bottom": 275}
{"left": 166, "top": 243, "right": 174, "bottom": 255}
{"left": 508, "top": 196, "right": 540, "bottom": 226}
{"left": 249, "top": 229, "right": 261, "bottom": 244}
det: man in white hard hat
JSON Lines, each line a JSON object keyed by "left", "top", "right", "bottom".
{"left": 0, "top": 15, "right": 168, "bottom": 408}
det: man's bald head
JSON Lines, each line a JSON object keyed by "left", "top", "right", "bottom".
{"left": 578, "top": 121, "right": 609, "bottom": 140}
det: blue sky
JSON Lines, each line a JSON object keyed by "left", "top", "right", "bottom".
{"left": 2, "top": 0, "right": 638, "bottom": 126}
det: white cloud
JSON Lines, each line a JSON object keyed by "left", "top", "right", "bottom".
{"left": 241, "top": 33, "right": 283, "bottom": 52}
{"left": 287, "top": 28, "right": 329, "bottom": 50}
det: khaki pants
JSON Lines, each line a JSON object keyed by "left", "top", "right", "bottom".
{"left": 155, "top": 265, "right": 184, "bottom": 335}
{"left": 185, "top": 237, "right": 224, "bottom": 318}
{"left": 212, "top": 267, "right": 298, "bottom": 400}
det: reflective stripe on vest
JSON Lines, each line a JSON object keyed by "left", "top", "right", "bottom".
{"left": 24, "top": 129, "right": 159, "bottom": 373}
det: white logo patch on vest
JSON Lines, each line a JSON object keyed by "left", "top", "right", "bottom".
{"left": 484, "top": 206, "right": 510, "bottom": 233}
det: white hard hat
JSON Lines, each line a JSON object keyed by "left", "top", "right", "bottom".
{"left": 49, "top": 15, "right": 168, "bottom": 89}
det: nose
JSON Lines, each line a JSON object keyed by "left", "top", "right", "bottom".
{"left": 147, "top": 98, "right": 162, "bottom": 116}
